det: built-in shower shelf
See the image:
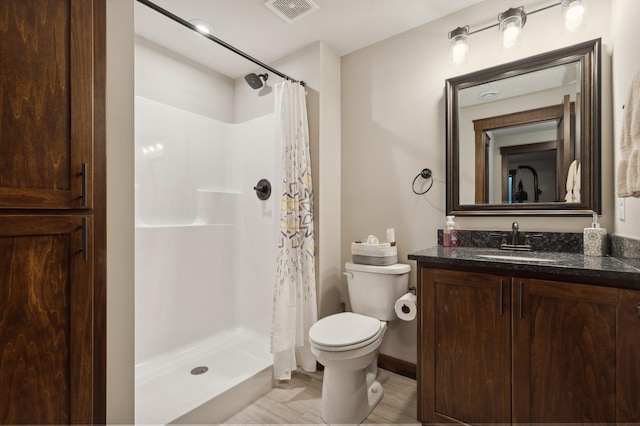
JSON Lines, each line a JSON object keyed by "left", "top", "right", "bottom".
{"left": 135, "top": 223, "right": 233, "bottom": 229}
{"left": 197, "top": 188, "right": 242, "bottom": 194}
{"left": 136, "top": 189, "right": 243, "bottom": 227}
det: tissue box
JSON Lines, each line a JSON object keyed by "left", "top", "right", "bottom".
{"left": 351, "top": 241, "right": 397, "bottom": 266}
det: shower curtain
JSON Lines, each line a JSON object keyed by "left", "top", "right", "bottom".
{"left": 270, "top": 81, "right": 317, "bottom": 380}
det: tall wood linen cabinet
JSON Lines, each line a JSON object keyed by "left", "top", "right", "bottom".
{"left": 0, "top": 0, "right": 106, "bottom": 423}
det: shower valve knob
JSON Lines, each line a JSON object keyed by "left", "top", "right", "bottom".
{"left": 253, "top": 178, "right": 271, "bottom": 200}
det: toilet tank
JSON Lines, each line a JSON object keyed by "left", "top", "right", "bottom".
{"left": 344, "top": 262, "right": 410, "bottom": 321}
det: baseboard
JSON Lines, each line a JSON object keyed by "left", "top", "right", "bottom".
{"left": 378, "top": 354, "right": 416, "bottom": 380}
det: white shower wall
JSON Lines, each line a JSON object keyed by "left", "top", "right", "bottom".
{"left": 135, "top": 96, "right": 278, "bottom": 364}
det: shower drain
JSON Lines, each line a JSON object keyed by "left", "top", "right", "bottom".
{"left": 190, "top": 366, "right": 209, "bottom": 375}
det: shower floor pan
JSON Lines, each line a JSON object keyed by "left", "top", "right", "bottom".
{"left": 135, "top": 327, "right": 272, "bottom": 425}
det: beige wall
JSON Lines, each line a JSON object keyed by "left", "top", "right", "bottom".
{"left": 341, "top": 0, "right": 614, "bottom": 363}
{"left": 106, "top": 0, "right": 135, "bottom": 423}
{"left": 612, "top": 0, "right": 640, "bottom": 239}
{"left": 317, "top": 43, "right": 343, "bottom": 319}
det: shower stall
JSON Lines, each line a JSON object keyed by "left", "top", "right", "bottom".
{"left": 134, "top": 3, "right": 288, "bottom": 423}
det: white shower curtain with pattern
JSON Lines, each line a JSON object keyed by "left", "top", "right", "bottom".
{"left": 270, "top": 81, "right": 317, "bottom": 380}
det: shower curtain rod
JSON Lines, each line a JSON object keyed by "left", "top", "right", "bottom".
{"left": 136, "top": 0, "right": 306, "bottom": 86}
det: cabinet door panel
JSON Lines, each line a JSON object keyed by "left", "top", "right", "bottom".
{"left": 512, "top": 279, "right": 617, "bottom": 424}
{"left": 0, "top": 216, "right": 93, "bottom": 424}
{"left": 421, "top": 268, "right": 511, "bottom": 424}
{"left": 617, "top": 289, "right": 640, "bottom": 423}
{"left": 0, "top": 0, "right": 93, "bottom": 209}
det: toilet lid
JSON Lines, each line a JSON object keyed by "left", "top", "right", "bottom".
{"left": 309, "top": 312, "right": 382, "bottom": 350}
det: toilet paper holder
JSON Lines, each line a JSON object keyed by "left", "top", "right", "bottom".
{"left": 399, "top": 287, "right": 417, "bottom": 314}
{"left": 395, "top": 289, "right": 418, "bottom": 321}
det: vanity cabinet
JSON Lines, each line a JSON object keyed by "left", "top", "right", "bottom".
{"left": 512, "top": 277, "right": 617, "bottom": 423}
{"left": 417, "top": 266, "right": 639, "bottom": 425}
{"left": 420, "top": 268, "right": 511, "bottom": 423}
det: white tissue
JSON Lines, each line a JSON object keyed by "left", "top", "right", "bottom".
{"left": 394, "top": 292, "right": 417, "bottom": 321}
{"left": 366, "top": 234, "right": 379, "bottom": 244}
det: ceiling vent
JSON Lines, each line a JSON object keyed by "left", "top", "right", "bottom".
{"left": 265, "top": 0, "right": 319, "bottom": 23}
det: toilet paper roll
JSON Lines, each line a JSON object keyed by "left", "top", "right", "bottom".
{"left": 394, "top": 292, "right": 417, "bottom": 321}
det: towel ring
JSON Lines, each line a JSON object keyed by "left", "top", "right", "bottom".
{"left": 412, "top": 168, "right": 434, "bottom": 195}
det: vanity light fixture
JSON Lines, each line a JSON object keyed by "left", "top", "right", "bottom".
{"left": 448, "top": 26, "right": 469, "bottom": 64}
{"left": 498, "top": 7, "right": 526, "bottom": 49}
{"left": 448, "top": 1, "right": 587, "bottom": 63}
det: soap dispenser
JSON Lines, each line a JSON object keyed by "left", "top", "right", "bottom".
{"left": 443, "top": 216, "right": 458, "bottom": 247}
{"left": 583, "top": 213, "right": 607, "bottom": 256}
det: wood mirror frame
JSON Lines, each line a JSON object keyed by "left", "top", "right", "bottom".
{"left": 446, "top": 39, "right": 601, "bottom": 216}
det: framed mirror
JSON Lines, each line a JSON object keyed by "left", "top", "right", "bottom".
{"left": 446, "top": 39, "right": 601, "bottom": 215}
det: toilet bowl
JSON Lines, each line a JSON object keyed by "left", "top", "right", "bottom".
{"left": 309, "top": 312, "right": 387, "bottom": 425}
{"left": 308, "top": 262, "right": 410, "bottom": 425}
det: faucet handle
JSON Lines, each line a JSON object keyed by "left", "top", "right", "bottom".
{"left": 523, "top": 233, "right": 543, "bottom": 247}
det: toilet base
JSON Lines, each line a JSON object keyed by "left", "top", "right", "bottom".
{"left": 320, "top": 360, "right": 383, "bottom": 425}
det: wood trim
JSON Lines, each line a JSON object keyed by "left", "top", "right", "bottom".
{"left": 474, "top": 104, "right": 564, "bottom": 205}
{"left": 473, "top": 104, "right": 564, "bottom": 132}
{"left": 617, "top": 289, "right": 640, "bottom": 422}
{"left": 70, "top": 0, "right": 94, "bottom": 209}
{"left": 500, "top": 141, "right": 557, "bottom": 156}
{"left": 91, "top": 0, "right": 107, "bottom": 423}
{"left": 378, "top": 354, "right": 416, "bottom": 380}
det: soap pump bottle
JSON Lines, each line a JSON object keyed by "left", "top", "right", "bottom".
{"left": 583, "top": 213, "right": 607, "bottom": 257}
{"left": 443, "top": 215, "right": 457, "bottom": 247}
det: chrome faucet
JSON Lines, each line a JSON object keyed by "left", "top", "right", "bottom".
{"left": 511, "top": 222, "right": 519, "bottom": 245}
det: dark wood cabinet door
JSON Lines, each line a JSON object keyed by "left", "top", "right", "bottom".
{"left": 617, "top": 289, "right": 640, "bottom": 423}
{"left": 512, "top": 278, "right": 618, "bottom": 424}
{"left": 419, "top": 267, "right": 511, "bottom": 424}
{"left": 0, "top": 0, "right": 94, "bottom": 209}
{"left": 0, "top": 215, "right": 93, "bottom": 424}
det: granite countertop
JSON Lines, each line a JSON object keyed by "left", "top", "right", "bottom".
{"left": 408, "top": 246, "right": 640, "bottom": 290}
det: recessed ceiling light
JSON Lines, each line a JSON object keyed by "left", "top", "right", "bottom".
{"left": 479, "top": 90, "right": 500, "bottom": 101}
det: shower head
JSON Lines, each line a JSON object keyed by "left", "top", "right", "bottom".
{"left": 244, "top": 73, "right": 268, "bottom": 89}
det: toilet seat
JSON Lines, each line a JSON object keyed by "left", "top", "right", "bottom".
{"left": 309, "top": 312, "right": 383, "bottom": 352}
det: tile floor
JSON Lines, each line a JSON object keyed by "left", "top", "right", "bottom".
{"left": 222, "top": 368, "right": 420, "bottom": 425}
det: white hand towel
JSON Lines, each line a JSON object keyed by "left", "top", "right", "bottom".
{"left": 574, "top": 162, "right": 581, "bottom": 203}
{"left": 564, "top": 159, "right": 577, "bottom": 202}
{"left": 617, "top": 70, "right": 640, "bottom": 197}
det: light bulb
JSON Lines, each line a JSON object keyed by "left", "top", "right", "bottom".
{"left": 498, "top": 8, "right": 525, "bottom": 49}
{"left": 564, "top": 1, "right": 585, "bottom": 32}
{"left": 448, "top": 27, "right": 469, "bottom": 64}
{"left": 502, "top": 22, "right": 520, "bottom": 48}
{"left": 451, "top": 39, "right": 468, "bottom": 64}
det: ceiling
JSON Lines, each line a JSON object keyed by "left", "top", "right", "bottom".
{"left": 134, "top": 0, "right": 483, "bottom": 79}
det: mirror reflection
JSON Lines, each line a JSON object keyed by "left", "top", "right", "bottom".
{"left": 446, "top": 39, "right": 600, "bottom": 215}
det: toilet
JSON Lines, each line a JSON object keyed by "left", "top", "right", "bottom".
{"left": 309, "top": 261, "right": 411, "bottom": 425}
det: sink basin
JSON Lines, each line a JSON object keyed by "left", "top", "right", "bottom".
{"left": 476, "top": 254, "right": 558, "bottom": 263}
